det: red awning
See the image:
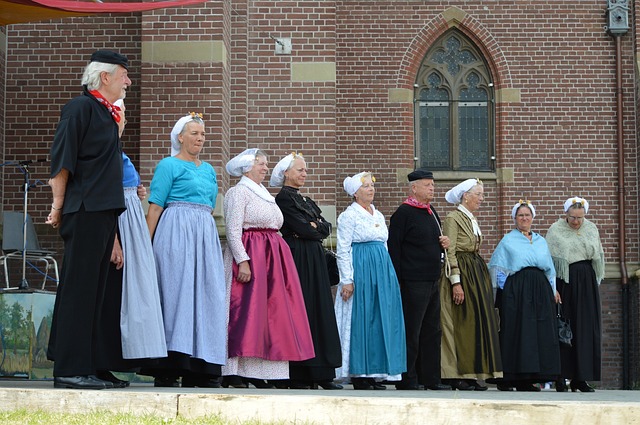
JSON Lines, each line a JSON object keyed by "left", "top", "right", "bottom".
{"left": 1, "top": 0, "right": 208, "bottom": 25}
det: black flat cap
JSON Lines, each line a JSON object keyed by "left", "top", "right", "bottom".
{"left": 407, "top": 168, "right": 434, "bottom": 181}
{"left": 90, "top": 50, "right": 129, "bottom": 70}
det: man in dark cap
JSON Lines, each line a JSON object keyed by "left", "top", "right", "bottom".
{"left": 388, "top": 168, "right": 451, "bottom": 391}
{"left": 46, "top": 50, "right": 131, "bottom": 389}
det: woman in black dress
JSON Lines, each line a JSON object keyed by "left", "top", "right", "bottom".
{"left": 271, "top": 152, "right": 342, "bottom": 390}
{"left": 545, "top": 197, "right": 603, "bottom": 392}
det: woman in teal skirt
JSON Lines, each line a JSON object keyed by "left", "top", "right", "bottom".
{"left": 334, "top": 171, "right": 406, "bottom": 390}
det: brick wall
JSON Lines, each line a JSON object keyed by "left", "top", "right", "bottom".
{"left": 1, "top": 0, "right": 638, "bottom": 388}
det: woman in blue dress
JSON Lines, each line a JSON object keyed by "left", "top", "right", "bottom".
{"left": 143, "top": 113, "right": 227, "bottom": 388}
{"left": 488, "top": 200, "right": 560, "bottom": 392}
{"left": 334, "top": 171, "right": 406, "bottom": 390}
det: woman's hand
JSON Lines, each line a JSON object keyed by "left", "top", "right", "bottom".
{"left": 110, "top": 235, "right": 124, "bottom": 270}
{"left": 137, "top": 184, "right": 147, "bottom": 201}
{"left": 555, "top": 290, "right": 562, "bottom": 304}
{"left": 452, "top": 283, "right": 465, "bottom": 305}
{"left": 237, "top": 261, "right": 252, "bottom": 283}
{"left": 341, "top": 283, "right": 354, "bottom": 301}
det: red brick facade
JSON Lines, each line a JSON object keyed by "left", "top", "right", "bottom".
{"left": 1, "top": 1, "right": 638, "bottom": 389}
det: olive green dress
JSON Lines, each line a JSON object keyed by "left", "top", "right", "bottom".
{"left": 440, "top": 208, "right": 502, "bottom": 380}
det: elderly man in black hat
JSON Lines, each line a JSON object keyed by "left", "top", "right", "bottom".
{"left": 46, "top": 50, "right": 131, "bottom": 389}
{"left": 388, "top": 168, "right": 451, "bottom": 391}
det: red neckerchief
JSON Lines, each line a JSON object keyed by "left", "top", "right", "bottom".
{"left": 88, "top": 90, "right": 121, "bottom": 123}
{"left": 403, "top": 196, "right": 432, "bottom": 215}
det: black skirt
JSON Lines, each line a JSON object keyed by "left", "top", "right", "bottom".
{"left": 285, "top": 236, "right": 342, "bottom": 382}
{"left": 497, "top": 267, "right": 560, "bottom": 383}
{"left": 556, "top": 260, "right": 601, "bottom": 381}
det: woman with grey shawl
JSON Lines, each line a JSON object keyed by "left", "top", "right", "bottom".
{"left": 545, "top": 197, "right": 604, "bottom": 393}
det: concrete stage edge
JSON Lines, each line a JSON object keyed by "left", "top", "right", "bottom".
{"left": 0, "top": 380, "right": 638, "bottom": 424}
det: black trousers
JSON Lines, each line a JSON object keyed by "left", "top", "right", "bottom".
{"left": 47, "top": 208, "right": 117, "bottom": 377}
{"left": 399, "top": 279, "right": 442, "bottom": 387}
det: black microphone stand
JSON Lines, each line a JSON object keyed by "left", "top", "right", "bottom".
{"left": 17, "top": 162, "right": 33, "bottom": 290}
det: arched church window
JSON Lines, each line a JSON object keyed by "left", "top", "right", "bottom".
{"left": 415, "top": 31, "right": 494, "bottom": 171}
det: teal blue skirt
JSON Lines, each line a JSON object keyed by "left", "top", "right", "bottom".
{"left": 349, "top": 241, "right": 406, "bottom": 376}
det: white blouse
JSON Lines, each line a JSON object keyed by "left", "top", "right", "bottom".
{"left": 336, "top": 202, "right": 388, "bottom": 286}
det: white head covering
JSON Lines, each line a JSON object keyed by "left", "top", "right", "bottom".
{"left": 445, "top": 178, "right": 480, "bottom": 204}
{"left": 225, "top": 148, "right": 260, "bottom": 177}
{"left": 511, "top": 200, "right": 536, "bottom": 219}
{"left": 170, "top": 113, "right": 204, "bottom": 157}
{"left": 564, "top": 196, "right": 589, "bottom": 214}
{"left": 269, "top": 152, "right": 303, "bottom": 187}
{"left": 343, "top": 171, "right": 373, "bottom": 197}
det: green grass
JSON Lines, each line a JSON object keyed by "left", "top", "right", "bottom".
{"left": 0, "top": 409, "right": 307, "bottom": 425}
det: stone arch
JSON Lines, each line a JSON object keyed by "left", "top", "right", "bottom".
{"left": 396, "top": 7, "right": 511, "bottom": 91}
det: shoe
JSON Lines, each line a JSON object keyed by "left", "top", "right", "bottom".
{"left": 496, "top": 383, "right": 514, "bottom": 391}
{"left": 515, "top": 383, "right": 541, "bottom": 392}
{"left": 221, "top": 376, "right": 248, "bottom": 389}
{"left": 446, "top": 379, "right": 474, "bottom": 391}
{"left": 396, "top": 383, "right": 425, "bottom": 390}
{"left": 466, "top": 380, "right": 488, "bottom": 391}
{"left": 182, "top": 375, "right": 221, "bottom": 388}
{"left": 556, "top": 379, "right": 568, "bottom": 392}
{"left": 269, "top": 379, "right": 290, "bottom": 389}
{"left": 54, "top": 375, "right": 107, "bottom": 390}
{"left": 244, "top": 378, "right": 275, "bottom": 389}
{"left": 154, "top": 376, "right": 179, "bottom": 388}
{"left": 317, "top": 381, "right": 343, "bottom": 390}
{"left": 288, "top": 380, "right": 312, "bottom": 389}
{"left": 351, "top": 378, "right": 373, "bottom": 390}
{"left": 426, "top": 383, "right": 451, "bottom": 390}
{"left": 90, "top": 375, "right": 114, "bottom": 389}
{"left": 368, "top": 379, "right": 386, "bottom": 390}
{"left": 570, "top": 381, "right": 595, "bottom": 393}
{"left": 96, "top": 371, "right": 129, "bottom": 388}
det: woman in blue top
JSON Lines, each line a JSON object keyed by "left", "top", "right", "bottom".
{"left": 488, "top": 200, "right": 560, "bottom": 392}
{"left": 143, "top": 113, "right": 226, "bottom": 388}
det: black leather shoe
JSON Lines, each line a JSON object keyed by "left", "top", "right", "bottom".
{"left": 556, "top": 379, "right": 568, "bottom": 392}
{"left": 244, "top": 378, "right": 275, "bottom": 389}
{"left": 288, "top": 380, "right": 311, "bottom": 389}
{"left": 496, "top": 383, "right": 514, "bottom": 391}
{"left": 222, "top": 376, "right": 248, "bottom": 388}
{"left": 396, "top": 383, "right": 425, "bottom": 390}
{"left": 182, "top": 375, "right": 221, "bottom": 388}
{"left": 96, "top": 371, "right": 129, "bottom": 388}
{"left": 351, "top": 378, "right": 373, "bottom": 390}
{"left": 154, "top": 376, "right": 179, "bottom": 387}
{"left": 426, "top": 383, "right": 452, "bottom": 391}
{"left": 570, "top": 381, "right": 595, "bottom": 393}
{"left": 466, "top": 380, "right": 488, "bottom": 391}
{"left": 368, "top": 378, "right": 386, "bottom": 390}
{"left": 515, "top": 382, "right": 541, "bottom": 392}
{"left": 54, "top": 375, "right": 107, "bottom": 390}
{"left": 317, "top": 381, "right": 343, "bottom": 390}
{"left": 446, "top": 379, "right": 474, "bottom": 391}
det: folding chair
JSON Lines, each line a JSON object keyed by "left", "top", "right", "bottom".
{"left": 1, "top": 211, "right": 59, "bottom": 290}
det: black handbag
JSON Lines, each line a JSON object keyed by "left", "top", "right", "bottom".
{"left": 324, "top": 227, "right": 339, "bottom": 287}
{"left": 557, "top": 304, "right": 573, "bottom": 348}
{"left": 325, "top": 248, "right": 339, "bottom": 286}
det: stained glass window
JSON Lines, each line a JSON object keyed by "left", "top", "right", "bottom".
{"left": 415, "top": 31, "right": 494, "bottom": 171}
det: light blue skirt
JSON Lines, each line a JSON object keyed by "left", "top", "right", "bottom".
{"left": 153, "top": 202, "right": 227, "bottom": 366}
{"left": 336, "top": 241, "right": 406, "bottom": 377}
{"left": 120, "top": 187, "right": 167, "bottom": 359}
